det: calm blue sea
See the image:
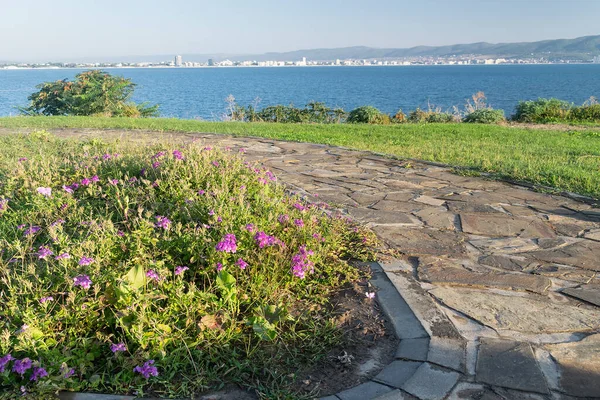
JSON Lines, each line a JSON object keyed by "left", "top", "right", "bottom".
{"left": 1, "top": 65, "right": 599, "bottom": 119}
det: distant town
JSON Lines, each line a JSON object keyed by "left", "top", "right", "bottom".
{"left": 2, "top": 54, "right": 600, "bottom": 70}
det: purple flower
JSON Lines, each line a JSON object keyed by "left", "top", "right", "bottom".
{"left": 117, "top": 230, "right": 125, "bottom": 237}
{"left": 155, "top": 216, "right": 171, "bottom": 230}
{"left": 293, "top": 203, "right": 306, "bottom": 212}
{"left": 175, "top": 266, "right": 189, "bottom": 275}
{"left": 134, "top": 360, "right": 159, "bottom": 379}
{"left": 50, "top": 219, "right": 65, "bottom": 227}
{"left": 291, "top": 246, "right": 314, "bottom": 279}
{"left": 212, "top": 161, "right": 220, "bottom": 167}
{"left": 81, "top": 178, "right": 91, "bottom": 186}
{"left": 245, "top": 224, "right": 255, "bottom": 232}
{"left": 109, "top": 179, "right": 119, "bottom": 185}
{"left": 266, "top": 171, "right": 277, "bottom": 181}
{"left": 204, "top": 146, "right": 212, "bottom": 151}
{"left": 0, "top": 354, "right": 14, "bottom": 373}
{"left": 239, "top": 148, "right": 246, "bottom": 153}
{"left": 254, "top": 231, "right": 278, "bottom": 248}
{"left": 110, "top": 342, "right": 127, "bottom": 353}
{"left": 152, "top": 161, "right": 161, "bottom": 169}
{"left": 36, "top": 187, "right": 52, "bottom": 197}
{"left": 146, "top": 269, "right": 161, "bottom": 281}
{"left": 91, "top": 175, "right": 100, "bottom": 183}
{"left": 0, "top": 199, "right": 8, "bottom": 211}
{"left": 236, "top": 258, "right": 248, "bottom": 270}
{"left": 18, "top": 157, "right": 28, "bottom": 162}
{"left": 216, "top": 262, "right": 223, "bottom": 272}
{"left": 39, "top": 296, "right": 54, "bottom": 303}
{"left": 208, "top": 210, "right": 215, "bottom": 216}
{"left": 198, "top": 189, "right": 206, "bottom": 195}
{"left": 102, "top": 154, "right": 112, "bottom": 161}
{"left": 258, "top": 178, "right": 267, "bottom": 185}
{"left": 152, "top": 151, "right": 166, "bottom": 159}
{"left": 63, "top": 367, "right": 75, "bottom": 378}
{"left": 278, "top": 214, "right": 290, "bottom": 224}
{"left": 23, "top": 225, "right": 41, "bottom": 236}
{"left": 12, "top": 358, "right": 32, "bottom": 375}
{"left": 215, "top": 233, "right": 237, "bottom": 253}
{"left": 78, "top": 256, "right": 94, "bottom": 266}
{"left": 36, "top": 246, "right": 53, "bottom": 259}
{"left": 30, "top": 366, "right": 48, "bottom": 381}
{"left": 294, "top": 219, "right": 304, "bottom": 227}
{"left": 173, "top": 150, "right": 184, "bottom": 160}
{"left": 73, "top": 275, "right": 92, "bottom": 290}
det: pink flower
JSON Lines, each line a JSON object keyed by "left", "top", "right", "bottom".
{"left": 365, "top": 292, "right": 375, "bottom": 299}
{"left": 146, "top": 269, "right": 161, "bottom": 281}
{"left": 39, "top": 296, "right": 54, "bottom": 303}
{"left": 216, "top": 262, "right": 223, "bottom": 272}
{"left": 78, "top": 256, "right": 94, "bottom": 266}
{"left": 110, "top": 342, "right": 127, "bottom": 353}
{"left": 133, "top": 360, "right": 159, "bottom": 379}
{"left": 73, "top": 275, "right": 92, "bottom": 290}
{"left": 175, "top": 266, "right": 189, "bottom": 275}
{"left": 236, "top": 258, "right": 248, "bottom": 270}
{"left": 36, "top": 187, "right": 52, "bottom": 197}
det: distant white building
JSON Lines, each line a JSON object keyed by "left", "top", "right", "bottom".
{"left": 593, "top": 55, "right": 600, "bottom": 64}
{"left": 174, "top": 55, "right": 183, "bottom": 66}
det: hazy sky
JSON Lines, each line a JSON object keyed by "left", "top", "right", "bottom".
{"left": 2, "top": 0, "right": 599, "bottom": 61}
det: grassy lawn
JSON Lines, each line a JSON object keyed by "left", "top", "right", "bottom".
{"left": 1, "top": 116, "right": 600, "bottom": 199}
{"left": 0, "top": 132, "right": 377, "bottom": 397}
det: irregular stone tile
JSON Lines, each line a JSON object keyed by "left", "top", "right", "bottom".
{"left": 545, "top": 334, "right": 600, "bottom": 398}
{"left": 347, "top": 208, "right": 422, "bottom": 227}
{"left": 418, "top": 260, "right": 551, "bottom": 294}
{"left": 414, "top": 207, "right": 456, "bottom": 230}
{"left": 371, "top": 200, "right": 423, "bottom": 213}
{"left": 374, "top": 227, "right": 466, "bottom": 256}
{"left": 476, "top": 338, "right": 549, "bottom": 394}
{"left": 380, "top": 259, "right": 414, "bottom": 273}
{"left": 429, "top": 287, "right": 600, "bottom": 333}
{"left": 447, "top": 202, "right": 504, "bottom": 214}
{"left": 348, "top": 192, "right": 383, "bottom": 206}
{"left": 446, "top": 382, "right": 503, "bottom": 400}
{"left": 396, "top": 338, "right": 430, "bottom": 361}
{"left": 470, "top": 238, "right": 540, "bottom": 254}
{"left": 414, "top": 195, "right": 446, "bottom": 207}
{"left": 371, "top": 390, "right": 417, "bottom": 400}
{"left": 478, "top": 255, "right": 532, "bottom": 272}
{"left": 374, "top": 360, "right": 422, "bottom": 388}
{"left": 584, "top": 228, "right": 600, "bottom": 241}
{"left": 319, "top": 396, "right": 340, "bottom": 400}
{"left": 402, "top": 363, "right": 460, "bottom": 400}
{"left": 337, "top": 381, "right": 394, "bottom": 400}
{"left": 460, "top": 214, "right": 556, "bottom": 238}
{"left": 530, "top": 265, "right": 596, "bottom": 284}
{"left": 561, "top": 284, "right": 600, "bottom": 307}
{"left": 525, "top": 241, "right": 600, "bottom": 271}
{"left": 427, "top": 337, "right": 466, "bottom": 372}
{"left": 552, "top": 223, "right": 587, "bottom": 237}
{"left": 379, "top": 179, "right": 425, "bottom": 190}
{"left": 384, "top": 192, "right": 416, "bottom": 202}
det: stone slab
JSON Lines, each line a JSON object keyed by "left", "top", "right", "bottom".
{"left": 414, "top": 195, "right": 446, "bottom": 207}
{"left": 319, "top": 396, "right": 340, "bottom": 400}
{"left": 396, "top": 338, "right": 430, "bottom": 361}
{"left": 414, "top": 207, "right": 456, "bottom": 230}
{"left": 337, "top": 381, "right": 394, "bottom": 400}
{"left": 370, "top": 270, "right": 429, "bottom": 339}
{"left": 402, "top": 363, "right": 460, "bottom": 400}
{"left": 476, "top": 338, "right": 548, "bottom": 394}
{"left": 418, "top": 261, "right": 551, "bottom": 294}
{"left": 373, "top": 227, "right": 465, "bottom": 256}
{"left": 374, "top": 360, "right": 423, "bottom": 388}
{"left": 372, "top": 390, "right": 417, "bottom": 400}
{"left": 460, "top": 213, "right": 556, "bottom": 238}
{"left": 561, "top": 284, "right": 600, "bottom": 307}
{"left": 429, "top": 287, "right": 600, "bottom": 333}
{"left": 525, "top": 241, "right": 600, "bottom": 271}
{"left": 348, "top": 208, "right": 422, "bottom": 227}
{"left": 427, "top": 337, "right": 466, "bottom": 372}
{"left": 546, "top": 334, "right": 600, "bottom": 398}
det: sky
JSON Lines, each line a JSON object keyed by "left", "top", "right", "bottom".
{"left": 1, "top": 0, "right": 599, "bottom": 61}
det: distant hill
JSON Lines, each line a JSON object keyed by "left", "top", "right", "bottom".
{"left": 220, "top": 35, "right": 600, "bottom": 62}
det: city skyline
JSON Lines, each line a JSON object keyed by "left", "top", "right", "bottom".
{"left": 2, "top": 0, "right": 600, "bottom": 61}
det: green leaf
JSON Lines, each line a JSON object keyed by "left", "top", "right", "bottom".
{"left": 248, "top": 316, "right": 277, "bottom": 341}
{"left": 125, "top": 265, "right": 146, "bottom": 290}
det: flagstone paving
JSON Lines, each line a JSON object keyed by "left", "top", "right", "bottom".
{"left": 12, "top": 129, "right": 600, "bottom": 400}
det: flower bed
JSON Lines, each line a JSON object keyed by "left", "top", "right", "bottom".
{"left": 0, "top": 131, "right": 377, "bottom": 398}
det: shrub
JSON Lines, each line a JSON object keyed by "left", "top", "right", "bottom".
{"left": 347, "top": 106, "right": 389, "bottom": 124}
{"left": 569, "top": 104, "right": 600, "bottom": 122}
{"left": 407, "top": 108, "right": 455, "bottom": 123}
{"left": 463, "top": 109, "right": 506, "bottom": 124}
{"left": 20, "top": 70, "right": 158, "bottom": 117}
{"left": 512, "top": 98, "right": 573, "bottom": 123}
{"left": 392, "top": 109, "right": 407, "bottom": 123}
{"left": 225, "top": 98, "right": 347, "bottom": 124}
{"left": 0, "top": 133, "right": 377, "bottom": 397}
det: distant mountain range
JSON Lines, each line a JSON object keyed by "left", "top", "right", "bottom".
{"left": 6, "top": 35, "right": 600, "bottom": 64}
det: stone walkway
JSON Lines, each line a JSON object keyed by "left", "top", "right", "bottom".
{"left": 17, "top": 129, "right": 600, "bottom": 400}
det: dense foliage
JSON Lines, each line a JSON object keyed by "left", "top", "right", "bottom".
{"left": 20, "top": 71, "right": 158, "bottom": 118}
{"left": 0, "top": 132, "right": 377, "bottom": 398}
{"left": 512, "top": 97, "right": 600, "bottom": 123}
{"left": 228, "top": 98, "right": 346, "bottom": 124}
{"left": 463, "top": 109, "right": 506, "bottom": 124}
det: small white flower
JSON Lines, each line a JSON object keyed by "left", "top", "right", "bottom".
{"left": 36, "top": 187, "right": 52, "bottom": 197}
{"left": 365, "top": 292, "right": 375, "bottom": 299}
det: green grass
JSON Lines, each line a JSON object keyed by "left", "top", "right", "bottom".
{"left": 1, "top": 116, "right": 600, "bottom": 199}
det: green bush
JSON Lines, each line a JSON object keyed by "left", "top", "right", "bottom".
{"left": 570, "top": 104, "right": 600, "bottom": 122}
{"left": 20, "top": 70, "right": 158, "bottom": 118}
{"left": 407, "top": 108, "right": 455, "bottom": 123}
{"left": 512, "top": 98, "right": 573, "bottom": 123}
{"left": 0, "top": 133, "right": 377, "bottom": 397}
{"left": 463, "top": 109, "right": 506, "bottom": 124}
{"left": 347, "top": 106, "right": 389, "bottom": 124}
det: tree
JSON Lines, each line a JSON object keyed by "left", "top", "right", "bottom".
{"left": 20, "top": 70, "right": 159, "bottom": 117}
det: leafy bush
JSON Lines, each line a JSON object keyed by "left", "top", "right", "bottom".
{"left": 0, "top": 133, "right": 376, "bottom": 397}
{"left": 569, "top": 104, "right": 600, "bottom": 122}
{"left": 226, "top": 97, "right": 346, "bottom": 124}
{"left": 407, "top": 108, "right": 455, "bottom": 123}
{"left": 463, "top": 109, "right": 506, "bottom": 124}
{"left": 392, "top": 109, "right": 407, "bottom": 123}
{"left": 347, "top": 106, "right": 389, "bottom": 124}
{"left": 512, "top": 98, "right": 573, "bottom": 123}
{"left": 20, "top": 70, "right": 158, "bottom": 118}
